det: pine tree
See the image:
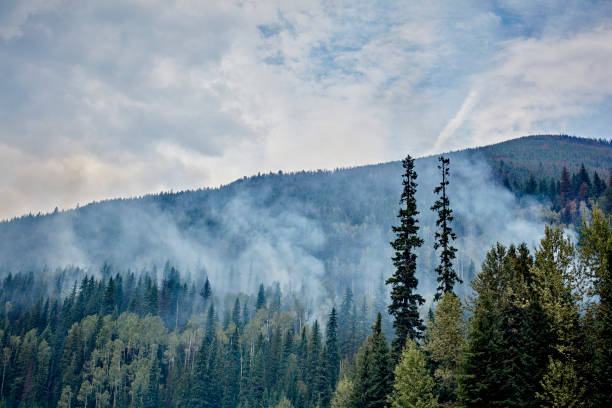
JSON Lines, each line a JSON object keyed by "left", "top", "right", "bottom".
{"left": 431, "top": 156, "right": 460, "bottom": 299}
{"left": 424, "top": 292, "right": 464, "bottom": 403}
{"left": 387, "top": 339, "right": 437, "bottom": 408}
{"left": 352, "top": 314, "right": 392, "bottom": 408}
{"left": 256, "top": 283, "right": 266, "bottom": 311}
{"left": 143, "top": 353, "right": 160, "bottom": 408}
{"left": 222, "top": 328, "right": 241, "bottom": 408}
{"left": 339, "top": 287, "right": 356, "bottom": 358}
{"left": 331, "top": 378, "right": 354, "bottom": 408}
{"left": 576, "top": 163, "right": 591, "bottom": 193}
{"left": 560, "top": 167, "right": 573, "bottom": 206}
{"left": 102, "top": 276, "right": 116, "bottom": 315}
{"left": 387, "top": 154, "right": 425, "bottom": 355}
{"left": 190, "top": 304, "right": 218, "bottom": 408}
{"left": 459, "top": 243, "right": 552, "bottom": 408}
{"left": 592, "top": 172, "right": 605, "bottom": 197}
{"left": 307, "top": 320, "right": 327, "bottom": 406}
{"left": 200, "top": 277, "right": 212, "bottom": 302}
{"left": 578, "top": 207, "right": 612, "bottom": 406}
{"left": 536, "top": 357, "right": 585, "bottom": 408}
{"left": 250, "top": 350, "right": 266, "bottom": 408}
{"left": 325, "top": 308, "right": 340, "bottom": 392}
{"left": 526, "top": 173, "right": 537, "bottom": 195}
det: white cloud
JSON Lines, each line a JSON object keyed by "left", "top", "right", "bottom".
{"left": 442, "top": 25, "right": 612, "bottom": 150}
{"left": 0, "top": 0, "right": 611, "bottom": 219}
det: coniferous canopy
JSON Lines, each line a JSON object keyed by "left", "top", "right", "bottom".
{"left": 387, "top": 154, "right": 425, "bottom": 355}
{"left": 352, "top": 313, "right": 393, "bottom": 408}
{"left": 431, "top": 155, "right": 460, "bottom": 299}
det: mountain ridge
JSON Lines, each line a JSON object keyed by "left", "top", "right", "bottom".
{"left": 3, "top": 134, "right": 610, "bottom": 223}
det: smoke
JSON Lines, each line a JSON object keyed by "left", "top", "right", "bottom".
{"left": 0, "top": 155, "right": 546, "bottom": 314}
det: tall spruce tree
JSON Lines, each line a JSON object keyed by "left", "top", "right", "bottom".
{"left": 322, "top": 307, "right": 340, "bottom": 406}
{"left": 339, "top": 287, "right": 356, "bottom": 358}
{"left": 459, "top": 243, "right": 552, "bottom": 408}
{"left": 352, "top": 313, "right": 393, "bottom": 408}
{"left": 325, "top": 308, "right": 340, "bottom": 397}
{"left": 387, "top": 154, "right": 425, "bottom": 355}
{"left": 431, "top": 156, "right": 460, "bottom": 299}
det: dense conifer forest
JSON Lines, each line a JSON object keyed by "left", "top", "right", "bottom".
{"left": 0, "top": 136, "right": 611, "bottom": 407}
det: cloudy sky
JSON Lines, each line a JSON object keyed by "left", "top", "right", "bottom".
{"left": 1, "top": 0, "right": 611, "bottom": 219}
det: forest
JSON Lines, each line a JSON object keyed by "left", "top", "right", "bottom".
{"left": 0, "top": 153, "right": 610, "bottom": 408}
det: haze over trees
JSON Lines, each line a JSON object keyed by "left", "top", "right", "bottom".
{"left": 0, "top": 136, "right": 610, "bottom": 407}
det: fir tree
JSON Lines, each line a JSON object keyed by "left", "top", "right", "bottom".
{"left": 387, "top": 154, "right": 425, "bottom": 355}
{"left": 424, "top": 291, "right": 464, "bottom": 403}
{"left": 578, "top": 208, "right": 612, "bottom": 406}
{"left": 560, "top": 166, "right": 573, "bottom": 206}
{"left": 387, "top": 339, "right": 437, "bottom": 408}
{"left": 339, "top": 287, "right": 356, "bottom": 358}
{"left": 431, "top": 155, "right": 460, "bottom": 299}
{"left": 325, "top": 308, "right": 340, "bottom": 392}
{"left": 256, "top": 283, "right": 266, "bottom": 311}
{"left": 459, "top": 243, "right": 553, "bottom": 408}
{"left": 352, "top": 314, "right": 392, "bottom": 408}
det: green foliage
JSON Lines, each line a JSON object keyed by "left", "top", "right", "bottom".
{"left": 272, "top": 396, "right": 294, "bottom": 408}
{"left": 352, "top": 314, "right": 392, "bottom": 408}
{"left": 387, "top": 155, "right": 425, "bottom": 356}
{"left": 578, "top": 207, "right": 612, "bottom": 406}
{"left": 459, "top": 242, "right": 553, "bottom": 408}
{"left": 330, "top": 378, "right": 354, "bottom": 408}
{"left": 388, "top": 339, "right": 438, "bottom": 408}
{"left": 423, "top": 292, "right": 464, "bottom": 403}
{"left": 536, "top": 357, "right": 585, "bottom": 408}
{"left": 431, "top": 156, "right": 460, "bottom": 299}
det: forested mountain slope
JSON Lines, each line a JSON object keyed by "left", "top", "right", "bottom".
{"left": 460, "top": 134, "right": 611, "bottom": 182}
{"left": 0, "top": 135, "right": 610, "bottom": 302}
{"left": 0, "top": 135, "right": 610, "bottom": 408}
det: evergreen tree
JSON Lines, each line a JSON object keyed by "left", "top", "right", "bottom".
{"left": 387, "top": 339, "right": 438, "bottom": 408}
{"left": 388, "top": 154, "right": 425, "bottom": 355}
{"left": 576, "top": 163, "right": 591, "bottom": 194}
{"left": 424, "top": 292, "right": 464, "bottom": 403}
{"left": 578, "top": 207, "right": 612, "bottom": 406}
{"left": 102, "top": 276, "right": 116, "bottom": 315}
{"left": 560, "top": 167, "right": 573, "bottom": 206}
{"left": 256, "top": 283, "right": 267, "bottom": 311}
{"left": 526, "top": 173, "right": 537, "bottom": 195}
{"left": 325, "top": 308, "right": 340, "bottom": 392}
{"left": 459, "top": 243, "right": 552, "bottom": 408}
{"left": 331, "top": 378, "right": 354, "bottom": 408}
{"left": 190, "top": 304, "right": 218, "bottom": 408}
{"left": 431, "top": 156, "right": 460, "bottom": 299}
{"left": 352, "top": 314, "right": 392, "bottom": 408}
{"left": 307, "top": 320, "right": 326, "bottom": 406}
{"left": 592, "top": 172, "right": 605, "bottom": 197}
{"left": 143, "top": 353, "right": 160, "bottom": 408}
{"left": 200, "top": 277, "right": 212, "bottom": 302}
{"left": 339, "top": 287, "right": 356, "bottom": 358}
{"left": 536, "top": 357, "right": 585, "bottom": 408}
{"left": 250, "top": 350, "right": 266, "bottom": 408}
{"left": 231, "top": 297, "right": 241, "bottom": 329}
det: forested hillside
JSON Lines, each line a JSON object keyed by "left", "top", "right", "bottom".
{"left": 0, "top": 159, "right": 609, "bottom": 407}
{"left": 1, "top": 135, "right": 610, "bottom": 289}
{"left": 461, "top": 134, "right": 611, "bottom": 182}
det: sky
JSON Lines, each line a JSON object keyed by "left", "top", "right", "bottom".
{"left": 1, "top": 0, "right": 612, "bottom": 219}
